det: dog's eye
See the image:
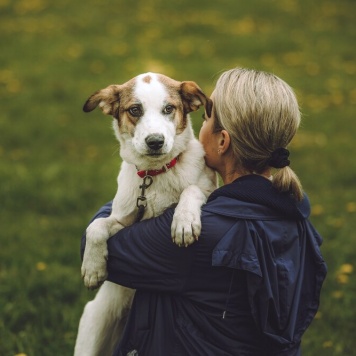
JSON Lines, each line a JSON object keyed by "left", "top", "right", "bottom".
{"left": 163, "top": 105, "right": 174, "bottom": 115}
{"left": 128, "top": 106, "right": 142, "bottom": 117}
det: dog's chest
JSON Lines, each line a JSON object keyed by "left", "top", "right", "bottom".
{"left": 114, "top": 166, "right": 190, "bottom": 225}
{"left": 138, "top": 177, "right": 185, "bottom": 218}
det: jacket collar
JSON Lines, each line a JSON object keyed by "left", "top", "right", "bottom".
{"left": 207, "top": 175, "right": 310, "bottom": 219}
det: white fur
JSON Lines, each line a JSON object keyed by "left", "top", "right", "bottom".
{"left": 75, "top": 73, "right": 217, "bottom": 355}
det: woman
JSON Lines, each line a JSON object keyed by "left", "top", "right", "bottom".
{"left": 82, "top": 68, "right": 327, "bottom": 355}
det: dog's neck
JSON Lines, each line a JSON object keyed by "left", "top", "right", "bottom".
{"left": 136, "top": 156, "right": 179, "bottom": 178}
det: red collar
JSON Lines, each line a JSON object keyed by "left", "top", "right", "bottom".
{"left": 136, "top": 157, "right": 178, "bottom": 178}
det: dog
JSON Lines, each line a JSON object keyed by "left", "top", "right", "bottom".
{"left": 74, "top": 72, "right": 217, "bottom": 355}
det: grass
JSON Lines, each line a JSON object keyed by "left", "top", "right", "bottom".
{"left": 0, "top": 0, "right": 355, "bottom": 354}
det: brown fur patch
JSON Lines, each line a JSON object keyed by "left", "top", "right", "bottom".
{"left": 156, "top": 74, "right": 188, "bottom": 134}
{"left": 180, "top": 81, "right": 212, "bottom": 117}
{"left": 157, "top": 75, "right": 212, "bottom": 133}
{"left": 83, "top": 77, "right": 138, "bottom": 137}
{"left": 142, "top": 75, "right": 152, "bottom": 84}
{"left": 114, "top": 77, "right": 139, "bottom": 136}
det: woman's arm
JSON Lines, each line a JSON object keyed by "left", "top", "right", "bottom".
{"left": 81, "top": 203, "right": 196, "bottom": 292}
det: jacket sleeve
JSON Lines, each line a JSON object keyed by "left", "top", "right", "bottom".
{"left": 81, "top": 202, "right": 196, "bottom": 292}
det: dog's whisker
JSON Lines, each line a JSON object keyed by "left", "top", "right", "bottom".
{"left": 111, "top": 145, "right": 120, "bottom": 157}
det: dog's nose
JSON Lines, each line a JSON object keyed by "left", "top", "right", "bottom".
{"left": 145, "top": 134, "right": 165, "bottom": 150}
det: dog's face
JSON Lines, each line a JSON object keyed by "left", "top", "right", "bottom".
{"left": 83, "top": 72, "right": 212, "bottom": 167}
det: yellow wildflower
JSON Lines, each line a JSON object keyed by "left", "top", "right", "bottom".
{"left": 36, "top": 262, "right": 47, "bottom": 271}
{"left": 339, "top": 264, "right": 353, "bottom": 274}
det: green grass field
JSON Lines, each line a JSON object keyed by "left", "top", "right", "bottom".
{"left": 0, "top": 0, "right": 355, "bottom": 354}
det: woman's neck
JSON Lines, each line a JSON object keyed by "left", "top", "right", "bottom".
{"left": 219, "top": 161, "right": 271, "bottom": 185}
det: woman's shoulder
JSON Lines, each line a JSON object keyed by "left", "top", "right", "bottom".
{"left": 203, "top": 194, "right": 283, "bottom": 221}
{"left": 205, "top": 175, "right": 311, "bottom": 220}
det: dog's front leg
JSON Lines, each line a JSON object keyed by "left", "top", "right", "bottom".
{"left": 171, "top": 185, "right": 207, "bottom": 247}
{"left": 82, "top": 216, "right": 124, "bottom": 289}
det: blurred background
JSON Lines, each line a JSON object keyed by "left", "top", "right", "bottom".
{"left": 0, "top": 0, "right": 355, "bottom": 354}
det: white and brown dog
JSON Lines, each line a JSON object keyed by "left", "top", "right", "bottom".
{"left": 75, "top": 73, "right": 217, "bottom": 355}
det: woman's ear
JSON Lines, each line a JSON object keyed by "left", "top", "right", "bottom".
{"left": 218, "top": 130, "right": 231, "bottom": 154}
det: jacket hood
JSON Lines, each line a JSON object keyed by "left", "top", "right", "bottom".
{"left": 207, "top": 175, "right": 310, "bottom": 220}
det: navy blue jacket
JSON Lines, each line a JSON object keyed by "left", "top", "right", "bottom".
{"left": 81, "top": 175, "right": 327, "bottom": 356}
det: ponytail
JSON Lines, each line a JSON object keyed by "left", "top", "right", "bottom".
{"left": 273, "top": 166, "right": 304, "bottom": 201}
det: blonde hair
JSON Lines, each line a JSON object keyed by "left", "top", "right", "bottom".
{"left": 213, "top": 68, "right": 303, "bottom": 200}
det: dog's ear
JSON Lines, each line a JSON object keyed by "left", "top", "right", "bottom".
{"left": 83, "top": 85, "right": 121, "bottom": 116}
{"left": 180, "top": 81, "right": 212, "bottom": 117}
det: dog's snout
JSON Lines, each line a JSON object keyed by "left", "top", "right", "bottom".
{"left": 145, "top": 134, "right": 165, "bottom": 150}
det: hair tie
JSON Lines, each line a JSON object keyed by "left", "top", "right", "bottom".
{"left": 269, "top": 148, "right": 290, "bottom": 168}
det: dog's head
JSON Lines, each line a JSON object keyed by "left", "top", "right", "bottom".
{"left": 83, "top": 72, "right": 212, "bottom": 167}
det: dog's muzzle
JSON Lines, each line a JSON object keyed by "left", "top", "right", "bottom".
{"left": 145, "top": 134, "right": 164, "bottom": 151}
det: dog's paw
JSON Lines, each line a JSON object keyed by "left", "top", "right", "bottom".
{"left": 171, "top": 210, "right": 201, "bottom": 247}
{"left": 81, "top": 245, "right": 108, "bottom": 290}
